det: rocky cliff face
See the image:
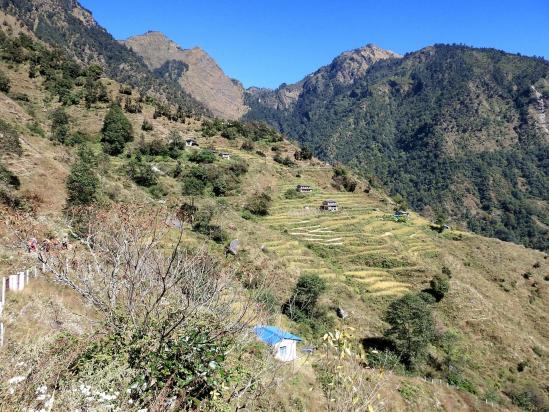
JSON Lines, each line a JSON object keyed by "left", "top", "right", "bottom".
{"left": 124, "top": 31, "right": 248, "bottom": 119}
{"left": 247, "top": 44, "right": 400, "bottom": 110}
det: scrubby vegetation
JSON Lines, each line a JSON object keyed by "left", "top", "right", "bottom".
{"left": 201, "top": 118, "right": 283, "bottom": 143}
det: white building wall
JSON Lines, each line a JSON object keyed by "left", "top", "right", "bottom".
{"left": 274, "top": 339, "right": 298, "bottom": 362}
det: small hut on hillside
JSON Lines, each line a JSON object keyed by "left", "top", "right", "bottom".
{"left": 253, "top": 325, "right": 303, "bottom": 362}
{"left": 296, "top": 184, "right": 312, "bottom": 193}
{"left": 320, "top": 199, "right": 338, "bottom": 212}
{"left": 185, "top": 138, "right": 199, "bottom": 147}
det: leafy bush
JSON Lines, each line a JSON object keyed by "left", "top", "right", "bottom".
{"left": 0, "top": 119, "right": 22, "bottom": 155}
{"left": 506, "top": 383, "right": 549, "bottom": 412}
{"left": 119, "top": 84, "right": 132, "bottom": 95}
{"left": 365, "top": 349, "right": 403, "bottom": 372}
{"left": 124, "top": 97, "right": 142, "bottom": 113}
{"left": 398, "top": 382, "right": 420, "bottom": 402}
{"left": 284, "top": 188, "right": 305, "bottom": 199}
{"left": 228, "top": 160, "right": 248, "bottom": 176}
{"left": 383, "top": 293, "right": 435, "bottom": 368}
{"left": 255, "top": 290, "right": 279, "bottom": 314}
{"left": 244, "top": 192, "right": 272, "bottom": 216}
{"left": 65, "top": 130, "right": 93, "bottom": 146}
{"left": 127, "top": 156, "right": 157, "bottom": 187}
{"left": 138, "top": 138, "right": 170, "bottom": 157}
{"left": 181, "top": 162, "right": 243, "bottom": 197}
{"left": 241, "top": 140, "right": 254, "bottom": 151}
{"left": 188, "top": 149, "right": 216, "bottom": 164}
{"left": 429, "top": 274, "right": 450, "bottom": 301}
{"left": 101, "top": 104, "right": 133, "bottom": 155}
{"left": 274, "top": 153, "right": 295, "bottom": 167}
{"left": 201, "top": 119, "right": 283, "bottom": 142}
{"left": 447, "top": 371, "right": 477, "bottom": 394}
{"left": 0, "top": 70, "right": 10, "bottom": 92}
{"left": 141, "top": 119, "right": 153, "bottom": 131}
{"left": 0, "top": 162, "right": 20, "bottom": 189}
{"left": 191, "top": 206, "right": 228, "bottom": 243}
{"left": 294, "top": 146, "right": 313, "bottom": 160}
{"left": 27, "top": 121, "right": 46, "bottom": 138}
{"left": 84, "top": 77, "right": 109, "bottom": 108}
{"left": 182, "top": 176, "right": 206, "bottom": 196}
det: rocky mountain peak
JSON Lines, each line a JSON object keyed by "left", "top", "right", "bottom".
{"left": 312, "top": 43, "right": 401, "bottom": 87}
{"left": 124, "top": 32, "right": 247, "bottom": 119}
{"left": 246, "top": 43, "right": 400, "bottom": 110}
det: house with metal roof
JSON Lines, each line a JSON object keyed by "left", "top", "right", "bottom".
{"left": 296, "top": 184, "right": 312, "bottom": 193}
{"left": 320, "top": 199, "right": 338, "bottom": 212}
{"left": 219, "top": 152, "right": 231, "bottom": 160}
{"left": 253, "top": 325, "right": 303, "bottom": 362}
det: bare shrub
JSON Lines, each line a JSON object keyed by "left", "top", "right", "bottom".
{"left": 26, "top": 204, "right": 272, "bottom": 409}
{"left": 315, "top": 329, "right": 390, "bottom": 412}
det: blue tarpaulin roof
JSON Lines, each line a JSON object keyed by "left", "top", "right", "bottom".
{"left": 253, "top": 325, "right": 303, "bottom": 346}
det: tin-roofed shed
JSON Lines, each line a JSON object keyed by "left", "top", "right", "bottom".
{"left": 253, "top": 325, "right": 303, "bottom": 361}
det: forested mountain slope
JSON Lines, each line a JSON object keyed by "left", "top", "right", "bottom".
{"left": 245, "top": 45, "right": 549, "bottom": 251}
{"left": 0, "top": 0, "right": 208, "bottom": 115}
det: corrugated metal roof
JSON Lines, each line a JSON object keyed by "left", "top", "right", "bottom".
{"left": 253, "top": 325, "right": 303, "bottom": 345}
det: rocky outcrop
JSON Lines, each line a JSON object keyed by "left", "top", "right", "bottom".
{"left": 124, "top": 31, "right": 248, "bottom": 119}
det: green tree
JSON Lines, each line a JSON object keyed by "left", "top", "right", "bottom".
{"left": 383, "top": 293, "right": 435, "bottom": 368}
{"left": 182, "top": 176, "right": 206, "bottom": 196}
{"left": 101, "top": 104, "right": 133, "bottom": 155}
{"left": 283, "top": 274, "right": 327, "bottom": 320}
{"left": 66, "top": 145, "right": 99, "bottom": 206}
{"left": 51, "top": 108, "right": 70, "bottom": 144}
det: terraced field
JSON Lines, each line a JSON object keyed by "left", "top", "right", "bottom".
{"left": 260, "top": 173, "right": 439, "bottom": 297}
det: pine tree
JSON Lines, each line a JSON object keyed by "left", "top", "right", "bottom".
{"left": 101, "top": 104, "right": 133, "bottom": 155}
{"left": 66, "top": 145, "right": 99, "bottom": 206}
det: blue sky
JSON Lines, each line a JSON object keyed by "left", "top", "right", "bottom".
{"left": 80, "top": 0, "right": 549, "bottom": 89}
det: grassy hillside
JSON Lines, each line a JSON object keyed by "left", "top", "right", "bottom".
{"left": 0, "top": 20, "right": 547, "bottom": 412}
{"left": 245, "top": 45, "right": 549, "bottom": 252}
